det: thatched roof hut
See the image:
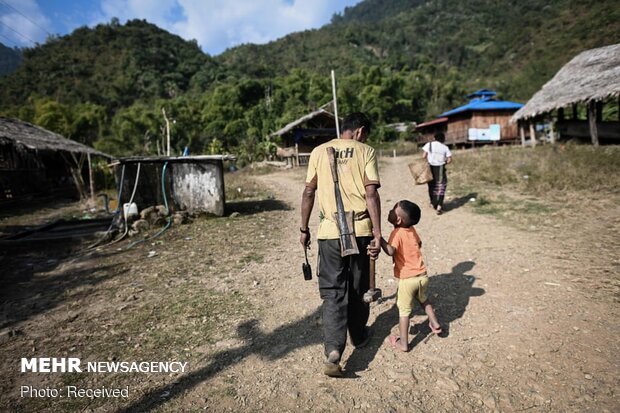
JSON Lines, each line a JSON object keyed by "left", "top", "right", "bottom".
{"left": 0, "top": 117, "right": 111, "bottom": 204}
{"left": 270, "top": 107, "right": 341, "bottom": 166}
{"left": 511, "top": 43, "right": 620, "bottom": 146}
{"left": 271, "top": 108, "right": 339, "bottom": 140}
{"left": 0, "top": 117, "right": 109, "bottom": 156}
{"left": 512, "top": 44, "right": 620, "bottom": 122}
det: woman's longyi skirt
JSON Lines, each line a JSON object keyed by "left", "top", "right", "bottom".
{"left": 428, "top": 164, "right": 447, "bottom": 210}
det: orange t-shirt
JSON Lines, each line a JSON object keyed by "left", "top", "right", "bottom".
{"left": 387, "top": 227, "right": 427, "bottom": 279}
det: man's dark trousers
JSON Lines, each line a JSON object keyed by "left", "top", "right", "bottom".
{"left": 317, "top": 236, "right": 372, "bottom": 357}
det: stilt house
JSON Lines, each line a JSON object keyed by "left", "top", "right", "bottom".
{"left": 511, "top": 43, "right": 620, "bottom": 146}
{"left": 270, "top": 107, "right": 339, "bottom": 166}
{"left": 416, "top": 90, "right": 524, "bottom": 146}
{"left": 0, "top": 117, "right": 111, "bottom": 205}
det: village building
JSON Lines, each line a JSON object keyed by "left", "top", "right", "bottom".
{"left": 0, "top": 117, "right": 111, "bottom": 206}
{"left": 270, "top": 107, "right": 339, "bottom": 166}
{"left": 416, "top": 90, "right": 524, "bottom": 147}
{"left": 113, "top": 155, "right": 235, "bottom": 217}
{"left": 511, "top": 43, "right": 620, "bottom": 146}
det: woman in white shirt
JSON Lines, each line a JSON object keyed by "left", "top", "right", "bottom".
{"left": 422, "top": 132, "right": 452, "bottom": 215}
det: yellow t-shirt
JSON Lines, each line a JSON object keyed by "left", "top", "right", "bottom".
{"left": 305, "top": 138, "right": 380, "bottom": 239}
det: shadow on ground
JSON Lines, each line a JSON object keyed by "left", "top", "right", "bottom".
{"left": 119, "top": 308, "right": 323, "bottom": 412}
{"left": 443, "top": 192, "right": 478, "bottom": 213}
{"left": 0, "top": 244, "right": 125, "bottom": 329}
{"left": 98, "top": 263, "right": 483, "bottom": 410}
{"left": 344, "top": 261, "right": 484, "bottom": 375}
{"left": 226, "top": 198, "right": 291, "bottom": 215}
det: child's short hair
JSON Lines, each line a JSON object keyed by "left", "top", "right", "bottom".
{"left": 398, "top": 200, "right": 421, "bottom": 226}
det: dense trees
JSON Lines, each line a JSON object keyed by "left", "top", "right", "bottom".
{"left": 0, "top": 0, "right": 617, "bottom": 160}
{"left": 0, "top": 43, "right": 21, "bottom": 75}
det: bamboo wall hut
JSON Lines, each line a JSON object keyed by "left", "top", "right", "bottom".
{"left": 0, "top": 117, "right": 111, "bottom": 205}
{"left": 270, "top": 107, "right": 340, "bottom": 166}
{"left": 511, "top": 43, "right": 620, "bottom": 146}
{"left": 416, "top": 90, "right": 524, "bottom": 147}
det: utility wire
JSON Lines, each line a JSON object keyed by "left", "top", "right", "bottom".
{"left": 0, "top": 31, "right": 19, "bottom": 47}
{"left": 0, "top": 0, "right": 51, "bottom": 37}
{"left": 0, "top": 20, "right": 37, "bottom": 45}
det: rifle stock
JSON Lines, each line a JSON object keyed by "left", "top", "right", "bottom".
{"left": 326, "top": 147, "right": 359, "bottom": 256}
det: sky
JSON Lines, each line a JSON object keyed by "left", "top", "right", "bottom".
{"left": 0, "top": 0, "right": 362, "bottom": 55}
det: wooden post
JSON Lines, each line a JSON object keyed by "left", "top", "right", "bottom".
{"left": 596, "top": 101, "right": 602, "bottom": 122}
{"left": 295, "top": 143, "right": 300, "bottom": 167}
{"left": 331, "top": 70, "right": 340, "bottom": 139}
{"left": 572, "top": 103, "right": 578, "bottom": 120}
{"left": 519, "top": 123, "right": 525, "bottom": 147}
{"left": 529, "top": 122, "right": 536, "bottom": 147}
{"left": 588, "top": 100, "right": 600, "bottom": 146}
{"left": 548, "top": 117, "right": 556, "bottom": 144}
{"left": 162, "top": 107, "right": 171, "bottom": 156}
{"left": 558, "top": 107, "right": 564, "bottom": 121}
{"left": 87, "top": 152, "right": 95, "bottom": 203}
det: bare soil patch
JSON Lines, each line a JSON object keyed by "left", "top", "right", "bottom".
{"left": 1, "top": 155, "right": 618, "bottom": 412}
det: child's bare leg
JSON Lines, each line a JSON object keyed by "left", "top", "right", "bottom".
{"left": 397, "top": 316, "right": 409, "bottom": 351}
{"left": 421, "top": 301, "right": 441, "bottom": 331}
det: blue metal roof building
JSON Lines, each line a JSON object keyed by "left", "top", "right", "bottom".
{"left": 416, "top": 90, "right": 524, "bottom": 146}
{"left": 438, "top": 90, "right": 524, "bottom": 117}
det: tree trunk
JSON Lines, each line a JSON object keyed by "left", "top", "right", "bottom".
{"left": 62, "top": 152, "right": 88, "bottom": 199}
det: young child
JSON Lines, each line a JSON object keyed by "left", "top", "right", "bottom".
{"left": 381, "top": 200, "right": 441, "bottom": 352}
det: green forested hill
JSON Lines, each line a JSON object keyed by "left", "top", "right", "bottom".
{"left": 0, "top": 0, "right": 618, "bottom": 158}
{"left": 1, "top": 19, "right": 213, "bottom": 111}
{"left": 0, "top": 43, "right": 21, "bottom": 76}
{"left": 218, "top": 0, "right": 619, "bottom": 101}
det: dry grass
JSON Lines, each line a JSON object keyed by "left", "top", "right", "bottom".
{"left": 451, "top": 143, "right": 620, "bottom": 196}
{"left": 374, "top": 140, "right": 420, "bottom": 157}
{"left": 225, "top": 169, "right": 276, "bottom": 202}
{"left": 447, "top": 144, "right": 620, "bottom": 227}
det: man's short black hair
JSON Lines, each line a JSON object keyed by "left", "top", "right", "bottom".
{"left": 341, "top": 112, "right": 372, "bottom": 134}
{"left": 398, "top": 200, "right": 421, "bottom": 227}
{"left": 434, "top": 132, "right": 446, "bottom": 143}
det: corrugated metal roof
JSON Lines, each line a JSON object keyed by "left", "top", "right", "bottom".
{"left": 113, "top": 155, "right": 236, "bottom": 165}
{"left": 438, "top": 96, "right": 523, "bottom": 118}
{"left": 466, "top": 89, "right": 497, "bottom": 98}
{"left": 416, "top": 117, "right": 448, "bottom": 129}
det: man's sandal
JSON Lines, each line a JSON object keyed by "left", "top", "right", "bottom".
{"left": 323, "top": 350, "right": 343, "bottom": 377}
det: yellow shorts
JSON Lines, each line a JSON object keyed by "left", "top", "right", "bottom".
{"left": 397, "top": 275, "right": 429, "bottom": 317}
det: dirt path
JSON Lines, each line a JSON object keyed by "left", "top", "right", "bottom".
{"left": 168, "top": 155, "right": 619, "bottom": 412}
{"left": 2, "top": 155, "right": 618, "bottom": 413}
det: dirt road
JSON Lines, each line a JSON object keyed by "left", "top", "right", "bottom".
{"left": 3, "top": 154, "right": 618, "bottom": 412}
{"left": 159, "top": 155, "right": 618, "bottom": 412}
